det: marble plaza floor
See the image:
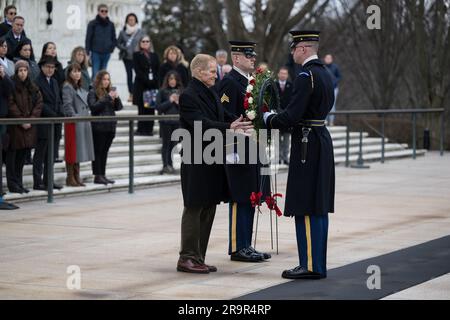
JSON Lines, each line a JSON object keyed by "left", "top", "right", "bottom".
{"left": 0, "top": 152, "right": 449, "bottom": 300}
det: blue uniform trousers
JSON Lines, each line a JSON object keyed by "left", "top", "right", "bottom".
{"left": 228, "top": 202, "right": 255, "bottom": 254}
{"left": 295, "top": 214, "right": 329, "bottom": 276}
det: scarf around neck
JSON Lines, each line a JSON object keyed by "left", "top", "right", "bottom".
{"left": 125, "top": 24, "right": 139, "bottom": 35}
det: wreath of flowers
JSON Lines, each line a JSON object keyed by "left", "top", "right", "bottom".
{"left": 243, "top": 67, "right": 283, "bottom": 216}
{"left": 243, "top": 66, "right": 272, "bottom": 132}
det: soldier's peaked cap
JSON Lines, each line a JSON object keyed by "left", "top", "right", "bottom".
{"left": 289, "top": 30, "right": 320, "bottom": 48}
{"left": 229, "top": 41, "right": 257, "bottom": 57}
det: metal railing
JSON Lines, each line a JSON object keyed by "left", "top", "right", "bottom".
{"left": 329, "top": 108, "right": 445, "bottom": 167}
{"left": 0, "top": 108, "right": 446, "bottom": 203}
{"left": 0, "top": 115, "right": 178, "bottom": 203}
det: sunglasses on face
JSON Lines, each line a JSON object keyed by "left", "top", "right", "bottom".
{"left": 141, "top": 40, "right": 150, "bottom": 43}
{"left": 8, "top": 11, "right": 17, "bottom": 15}
{"left": 100, "top": 9, "right": 108, "bottom": 13}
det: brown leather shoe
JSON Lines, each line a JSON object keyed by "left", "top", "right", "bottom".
{"left": 204, "top": 264, "right": 217, "bottom": 272}
{"left": 177, "top": 258, "right": 209, "bottom": 274}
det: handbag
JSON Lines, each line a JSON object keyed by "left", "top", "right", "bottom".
{"left": 143, "top": 89, "right": 158, "bottom": 109}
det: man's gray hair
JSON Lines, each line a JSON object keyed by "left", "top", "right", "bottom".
{"left": 216, "top": 49, "right": 228, "bottom": 58}
{"left": 190, "top": 54, "right": 216, "bottom": 77}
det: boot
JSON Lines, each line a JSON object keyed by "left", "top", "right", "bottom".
{"left": 65, "top": 163, "right": 79, "bottom": 187}
{"left": 73, "top": 163, "right": 85, "bottom": 186}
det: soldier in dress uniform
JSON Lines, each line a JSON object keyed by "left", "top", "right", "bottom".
{"left": 263, "top": 31, "right": 335, "bottom": 279}
{"left": 216, "top": 41, "right": 271, "bottom": 263}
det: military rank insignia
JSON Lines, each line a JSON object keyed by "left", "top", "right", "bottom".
{"left": 221, "top": 93, "right": 230, "bottom": 104}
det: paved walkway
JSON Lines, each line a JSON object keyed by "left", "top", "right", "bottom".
{"left": 0, "top": 152, "right": 449, "bottom": 299}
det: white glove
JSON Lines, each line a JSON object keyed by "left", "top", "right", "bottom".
{"left": 263, "top": 112, "right": 276, "bottom": 124}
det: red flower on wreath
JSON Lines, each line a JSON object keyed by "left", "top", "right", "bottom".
{"left": 261, "top": 103, "right": 269, "bottom": 113}
{"left": 249, "top": 79, "right": 256, "bottom": 86}
{"left": 243, "top": 97, "right": 249, "bottom": 109}
{"left": 256, "top": 67, "right": 263, "bottom": 74}
{"left": 245, "top": 91, "right": 252, "bottom": 98}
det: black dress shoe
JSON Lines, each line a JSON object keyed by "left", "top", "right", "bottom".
{"left": 20, "top": 186, "right": 30, "bottom": 193}
{"left": 33, "top": 184, "right": 47, "bottom": 191}
{"left": 94, "top": 175, "right": 108, "bottom": 185}
{"left": 104, "top": 177, "right": 115, "bottom": 184}
{"left": 167, "top": 165, "right": 176, "bottom": 174}
{"left": 248, "top": 247, "right": 271, "bottom": 260}
{"left": 230, "top": 248, "right": 264, "bottom": 262}
{"left": 8, "top": 186, "right": 24, "bottom": 194}
{"left": 54, "top": 159, "right": 63, "bottom": 163}
{"left": 52, "top": 183, "right": 63, "bottom": 190}
{"left": 281, "top": 266, "right": 324, "bottom": 280}
{"left": 161, "top": 166, "right": 171, "bottom": 175}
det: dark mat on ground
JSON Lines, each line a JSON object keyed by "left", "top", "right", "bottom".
{"left": 237, "top": 235, "right": 450, "bottom": 300}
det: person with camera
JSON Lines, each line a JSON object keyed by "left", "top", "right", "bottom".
{"left": 155, "top": 70, "right": 182, "bottom": 174}
{"left": 132, "top": 35, "right": 159, "bottom": 136}
{"left": 88, "top": 70, "right": 123, "bottom": 185}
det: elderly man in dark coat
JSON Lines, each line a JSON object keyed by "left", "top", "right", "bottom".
{"left": 264, "top": 31, "right": 335, "bottom": 280}
{"left": 33, "top": 56, "right": 64, "bottom": 190}
{"left": 177, "top": 53, "right": 253, "bottom": 274}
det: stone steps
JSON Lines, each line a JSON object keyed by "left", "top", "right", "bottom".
{"left": 5, "top": 149, "right": 427, "bottom": 203}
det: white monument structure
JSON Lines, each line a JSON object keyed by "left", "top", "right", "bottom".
{"left": 1, "top": 0, "right": 144, "bottom": 98}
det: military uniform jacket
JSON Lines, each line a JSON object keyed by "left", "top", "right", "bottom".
{"left": 216, "top": 68, "right": 271, "bottom": 204}
{"left": 266, "top": 59, "right": 335, "bottom": 216}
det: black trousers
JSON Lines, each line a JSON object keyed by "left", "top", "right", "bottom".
{"left": 6, "top": 148, "right": 27, "bottom": 189}
{"left": 92, "top": 130, "right": 115, "bottom": 176}
{"left": 180, "top": 205, "right": 217, "bottom": 264}
{"left": 32, "top": 139, "right": 49, "bottom": 186}
{"left": 123, "top": 59, "right": 134, "bottom": 94}
{"left": 137, "top": 103, "right": 155, "bottom": 135}
{"left": 160, "top": 123, "right": 178, "bottom": 167}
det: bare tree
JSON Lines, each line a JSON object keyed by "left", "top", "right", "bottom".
{"left": 333, "top": 0, "right": 413, "bottom": 108}
{"left": 205, "top": 0, "right": 329, "bottom": 68}
{"left": 405, "top": 0, "right": 450, "bottom": 109}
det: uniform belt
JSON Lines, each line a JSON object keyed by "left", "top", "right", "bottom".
{"left": 299, "top": 120, "right": 326, "bottom": 127}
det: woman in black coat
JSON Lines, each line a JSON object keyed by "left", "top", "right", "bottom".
{"left": 159, "top": 45, "right": 190, "bottom": 88}
{"left": 155, "top": 70, "right": 182, "bottom": 174}
{"left": 132, "top": 35, "right": 160, "bottom": 136}
{"left": 88, "top": 70, "right": 123, "bottom": 185}
{"left": 12, "top": 41, "right": 39, "bottom": 81}
{"left": 40, "top": 42, "right": 65, "bottom": 88}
